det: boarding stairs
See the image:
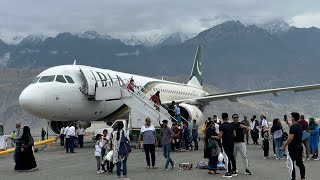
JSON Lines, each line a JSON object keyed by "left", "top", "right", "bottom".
{"left": 78, "top": 67, "right": 175, "bottom": 126}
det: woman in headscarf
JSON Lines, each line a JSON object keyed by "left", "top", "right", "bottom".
{"left": 15, "top": 126, "right": 38, "bottom": 171}
{"left": 308, "top": 118, "right": 319, "bottom": 160}
{"left": 205, "top": 120, "right": 221, "bottom": 174}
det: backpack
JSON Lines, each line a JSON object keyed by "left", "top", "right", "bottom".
{"left": 196, "top": 161, "right": 208, "bottom": 169}
{"left": 118, "top": 131, "right": 131, "bottom": 157}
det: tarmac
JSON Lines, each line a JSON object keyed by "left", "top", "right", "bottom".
{"left": 0, "top": 137, "right": 319, "bottom": 180}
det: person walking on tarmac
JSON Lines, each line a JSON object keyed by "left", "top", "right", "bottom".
{"left": 77, "top": 124, "right": 85, "bottom": 148}
{"left": 138, "top": 117, "right": 158, "bottom": 169}
{"left": 219, "top": 113, "right": 237, "bottom": 178}
{"left": 160, "top": 120, "right": 175, "bottom": 170}
{"left": 41, "top": 128, "right": 46, "bottom": 141}
{"left": 67, "top": 123, "right": 76, "bottom": 153}
{"left": 60, "top": 126, "right": 65, "bottom": 146}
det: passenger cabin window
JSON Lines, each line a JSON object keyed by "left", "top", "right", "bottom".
{"left": 55, "top": 75, "right": 67, "bottom": 83}
{"left": 38, "top": 75, "right": 55, "bottom": 83}
{"left": 31, "top": 77, "right": 41, "bottom": 84}
{"left": 65, "top": 76, "right": 74, "bottom": 83}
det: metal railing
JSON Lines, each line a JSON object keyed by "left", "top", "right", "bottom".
{"left": 139, "top": 86, "right": 188, "bottom": 122}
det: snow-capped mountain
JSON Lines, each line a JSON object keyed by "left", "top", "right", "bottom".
{"left": 160, "top": 32, "right": 193, "bottom": 46}
{"left": 122, "top": 32, "right": 193, "bottom": 47}
{"left": 0, "top": 35, "right": 25, "bottom": 45}
{"left": 258, "top": 18, "right": 291, "bottom": 34}
{"left": 121, "top": 35, "right": 145, "bottom": 46}
{"left": 75, "top": 31, "right": 113, "bottom": 40}
{"left": 19, "top": 34, "right": 47, "bottom": 45}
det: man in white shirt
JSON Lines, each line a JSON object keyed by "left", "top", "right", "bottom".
{"left": 250, "top": 115, "right": 259, "bottom": 145}
{"left": 261, "top": 115, "right": 268, "bottom": 128}
{"left": 76, "top": 125, "right": 85, "bottom": 148}
{"left": 60, "top": 126, "right": 65, "bottom": 146}
{"left": 67, "top": 123, "right": 76, "bottom": 153}
{"left": 64, "top": 125, "right": 70, "bottom": 152}
{"left": 138, "top": 117, "right": 158, "bottom": 169}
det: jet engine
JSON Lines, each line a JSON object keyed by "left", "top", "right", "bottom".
{"left": 178, "top": 103, "right": 204, "bottom": 125}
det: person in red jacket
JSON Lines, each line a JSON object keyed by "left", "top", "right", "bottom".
{"left": 127, "top": 79, "right": 135, "bottom": 92}
{"left": 150, "top": 91, "right": 161, "bottom": 111}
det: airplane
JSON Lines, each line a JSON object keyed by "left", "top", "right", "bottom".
{"left": 19, "top": 46, "right": 320, "bottom": 135}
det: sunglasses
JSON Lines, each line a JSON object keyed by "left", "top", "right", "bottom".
{"left": 233, "top": 117, "right": 239, "bottom": 119}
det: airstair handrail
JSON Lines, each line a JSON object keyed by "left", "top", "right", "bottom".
{"left": 121, "top": 86, "right": 177, "bottom": 122}
{"left": 138, "top": 86, "right": 188, "bottom": 122}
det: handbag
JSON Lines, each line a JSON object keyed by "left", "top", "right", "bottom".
{"left": 104, "top": 150, "right": 113, "bottom": 162}
{"left": 118, "top": 130, "right": 131, "bottom": 157}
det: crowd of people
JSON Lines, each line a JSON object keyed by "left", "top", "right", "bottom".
{"left": 89, "top": 110, "right": 319, "bottom": 180}
{"left": 59, "top": 123, "right": 86, "bottom": 153}
{"left": 10, "top": 109, "right": 319, "bottom": 180}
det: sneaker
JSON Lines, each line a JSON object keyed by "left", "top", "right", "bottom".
{"left": 231, "top": 171, "right": 238, "bottom": 176}
{"left": 245, "top": 169, "right": 252, "bottom": 175}
{"left": 165, "top": 168, "right": 169, "bottom": 171}
{"left": 223, "top": 172, "right": 233, "bottom": 178}
{"left": 275, "top": 157, "right": 279, "bottom": 160}
{"left": 264, "top": 156, "right": 269, "bottom": 160}
{"left": 97, "top": 170, "right": 104, "bottom": 174}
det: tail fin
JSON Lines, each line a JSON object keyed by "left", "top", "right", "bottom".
{"left": 187, "top": 46, "right": 203, "bottom": 89}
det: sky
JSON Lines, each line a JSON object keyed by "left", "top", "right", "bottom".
{"left": 1, "top": 0, "right": 320, "bottom": 41}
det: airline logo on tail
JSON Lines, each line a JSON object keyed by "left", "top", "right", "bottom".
{"left": 187, "top": 46, "right": 203, "bottom": 89}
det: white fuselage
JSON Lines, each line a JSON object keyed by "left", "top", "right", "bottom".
{"left": 19, "top": 65, "right": 208, "bottom": 123}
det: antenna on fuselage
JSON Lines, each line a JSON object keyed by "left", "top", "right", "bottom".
{"left": 73, "top": 59, "right": 77, "bottom": 65}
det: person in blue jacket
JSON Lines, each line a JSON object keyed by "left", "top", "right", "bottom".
{"left": 308, "top": 118, "right": 319, "bottom": 160}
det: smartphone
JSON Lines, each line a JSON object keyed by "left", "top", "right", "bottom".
{"left": 284, "top": 115, "right": 287, "bottom": 121}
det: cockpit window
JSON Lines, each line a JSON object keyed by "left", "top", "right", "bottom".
{"left": 31, "top": 77, "right": 41, "bottom": 84}
{"left": 38, "top": 75, "right": 55, "bottom": 83}
{"left": 55, "top": 75, "right": 67, "bottom": 83}
{"left": 65, "top": 76, "right": 74, "bottom": 83}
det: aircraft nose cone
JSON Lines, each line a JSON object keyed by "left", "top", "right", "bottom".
{"left": 19, "top": 86, "right": 45, "bottom": 115}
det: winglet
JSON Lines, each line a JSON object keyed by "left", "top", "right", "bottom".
{"left": 73, "top": 59, "right": 77, "bottom": 65}
{"left": 187, "top": 46, "right": 203, "bottom": 89}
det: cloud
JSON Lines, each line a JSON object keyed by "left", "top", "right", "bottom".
{"left": 290, "top": 13, "right": 320, "bottom": 28}
{"left": 0, "top": 0, "right": 320, "bottom": 40}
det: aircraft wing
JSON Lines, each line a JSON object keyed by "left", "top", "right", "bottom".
{"left": 163, "top": 84, "right": 320, "bottom": 105}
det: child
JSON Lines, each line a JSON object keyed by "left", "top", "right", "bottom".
{"left": 95, "top": 134, "right": 104, "bottom": 174}
{"left": 101, "top": 129, "right": 108, "bottom": 172}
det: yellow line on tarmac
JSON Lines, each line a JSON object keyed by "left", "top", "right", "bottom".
{"left": 0, "top": 137, "right": 57, "bottom": 156}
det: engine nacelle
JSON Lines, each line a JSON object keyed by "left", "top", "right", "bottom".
{"left": 179, "top": 103, "right": 204, "bottom": 125}
{"left": 50, "top": 121, "right": 68, "bottom": 135}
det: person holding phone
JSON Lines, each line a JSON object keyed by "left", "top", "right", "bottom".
{"left": 280, "top": 112, "right": 305, "bottom": 180}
